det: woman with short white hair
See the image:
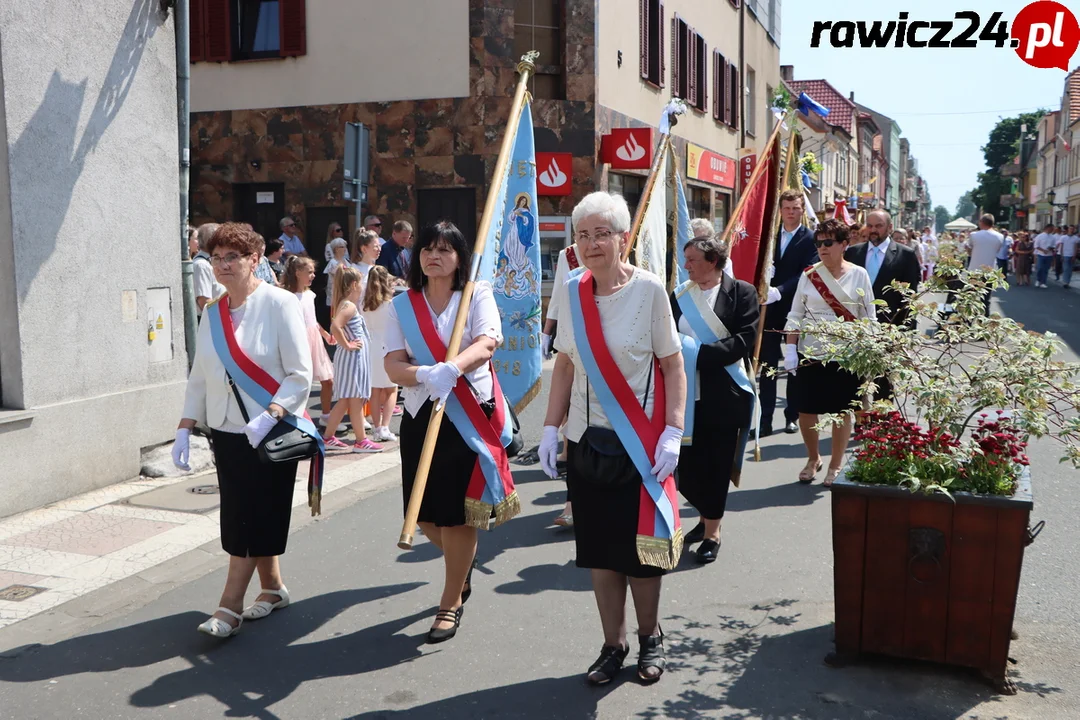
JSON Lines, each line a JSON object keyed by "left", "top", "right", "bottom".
{"left": 540, "top": 191, "right": 686, "bottom": 685}
{"left": 324, "top": 237, "right": 354, "bottom": 307}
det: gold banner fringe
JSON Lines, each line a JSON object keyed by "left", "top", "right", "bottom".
{"left": 309, "top": 489, "right": 321, "bottom": 517}
{"left": 463, "top": 491, "right": 522, "bottom": 530}
{"left": 493, "top": 491, "right": 521, "bottom": 527}
{"left": 513, "top": 377, "right": 543, "bottom": 415}
{"left": 636, "top": 529, "right": 684, "bottom": 571}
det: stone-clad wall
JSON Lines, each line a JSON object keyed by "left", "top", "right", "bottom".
{"left": 191, "top": 0, "right": 597, "bottom": 232}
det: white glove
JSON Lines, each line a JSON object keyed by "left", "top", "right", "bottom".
{"left": 539, "top": 425, "right": 560, "bottom": 479}
{"left": 765, "top": 286, "right": 782, "bottom": 305}
{"left": 766, "top": 264, "right": 776, "bottom": 282}
{"left": 783, "top": 344, "right": 799, "bottom": 375}
{"left": 415, "top": 365, "right": 434, "bottom": 385}
{"left": 541, "top": 332, "right": 554, "bottom": 360}
{"left": 243, "top": 411, "right": 279, "bottom": 449}
{"left": 651, "top": 425, "right": 683, "bottom": 480}
{"left": 424, "top": 361, "right": 462, "bottom": 410}
{"left": 171, "top": 428, "right": 191, "bottom": 471}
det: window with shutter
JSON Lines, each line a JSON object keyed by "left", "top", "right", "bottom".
{"left": 640, "top": 0, "right": 649, "bottom": 80}
{"left": 204, "top": 0, "right": 232, "bottom": 62}
{"left": 693, "top": 34, "right": 707, "bottom": 112}
{"left": 687, "top": 32, "right": 697, "bottom": 109}
{"left": 280, "top": 0, "right": 307, "bottom": 57}
{"left": 671, "top": 15, "right": 689, "bottom": 101}
{"left": 658, "top": 1, "right": 665, "bottom": 87}
{"left": 191, "top": 0, "right": 206, "bottom": 63}
{"left": 639, "top": 0, "right": 663, "bottom": 87}
{"left": 728, "top": 63, "right": 740, "bottom": 129}
{"left": 713, "top": 50, "right": 727, "bottom": 123}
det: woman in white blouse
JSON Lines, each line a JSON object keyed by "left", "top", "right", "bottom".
{"left": 784, "top": 219, "right": 876, "bottom": 487}
{"left": 384, "top": 221, "right": 506, "bottom": 644}
{"left": 540, "top": 192, "right": 686, "bottom": 685}
{"left": 172, "top": 223, "right": 314, "bottom": 637}
{"left": 324, "top": 237, "right": 353, "bottom": 307}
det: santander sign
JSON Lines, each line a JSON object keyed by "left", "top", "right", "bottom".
{"left": 535, "top": 152, "right": 572, "bottom": 195}
{"left": 606, "top": 128, "right": 653, "bottom": 169}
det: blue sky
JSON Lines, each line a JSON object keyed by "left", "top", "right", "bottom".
{"left": 780, "top": 0, "right": 1072, "bottom": 214}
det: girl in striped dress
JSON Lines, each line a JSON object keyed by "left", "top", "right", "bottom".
{"left": 321, "top": 267, "right": 383, "bottom": 453}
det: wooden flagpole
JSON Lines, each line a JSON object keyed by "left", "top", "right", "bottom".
{"left": 398, "top": 53, "right": 537, "bottom": 550}
{"left": 622, "top": 135, "right": 672, "bottom": 262}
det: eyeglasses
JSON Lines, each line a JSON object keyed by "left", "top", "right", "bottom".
{"left": 210, "top": 253, "right": 250, "bottom": 267}
{"left": 575, "top": 229, "right": 617, "bottom": 245}
{"left": 813, "top": 238, "right": 839, "bottom": 248}
{"left": 332, "top": 228, "right": 343, "bottom": 234}
{"left": 369, "top": 222, "right": 382, "bottom": 227}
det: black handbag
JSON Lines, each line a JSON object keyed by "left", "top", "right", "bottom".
{"left": 571, "top": 372, "right": 650, "bottom": 487}
{"left": 227, "top": 373, "right": 320, "bottom": 464}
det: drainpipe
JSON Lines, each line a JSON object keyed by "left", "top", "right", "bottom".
{"left": 738, "top": 1, "right": 746, "bottom": 149}
{"left": 175, "top": 0, "right": 197, "bottom": 368}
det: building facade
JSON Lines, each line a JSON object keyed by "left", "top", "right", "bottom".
{"left": 189, "top": 0, "right": 780, "bottom": 291}
{"left": 855, "top": 101, "right": 901, "bottom": 217}
{"left": 0, "top": 0, "right": 186, "bottom": 517}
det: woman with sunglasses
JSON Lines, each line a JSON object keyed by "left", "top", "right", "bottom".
{"left": 784, "top": 219, "right": 876, "bottom": 487}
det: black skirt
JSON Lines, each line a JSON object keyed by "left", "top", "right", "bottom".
{"left": 211, "top": 430, "right": 299, "bottom": 557}
{"left": 566, "top": 439, "right": 665, "bottom": 579}
{"left": 400, "top": 399, "right": 485, "bottom": 528}
{"left": 677, "top": 415, "right": 740, "bottom": 520}
{"left": 794, "top": 358, "right": 864, "bottom": 415}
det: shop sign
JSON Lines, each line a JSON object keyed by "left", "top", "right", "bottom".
{"left": 686, "top": 143, "right": 736, "bottom": 188}
{"left": 604, "top": 128, "right": 654, "bottom": 170}
{"left": 535, "top": 152, "right": 573, "bottom": 196}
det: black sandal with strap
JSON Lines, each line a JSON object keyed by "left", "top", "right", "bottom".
{"left": 425, "top": 606, "right": 463, "bottom": 645}
{"left": 637, "top": 630, "right": 666, "bottom": 684}
{"left": 586, "top": 644, "right": 629, "bottom": 685}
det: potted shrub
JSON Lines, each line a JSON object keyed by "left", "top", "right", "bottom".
{"left": 797, "top": 258, "right": 1078, "bottom": 694}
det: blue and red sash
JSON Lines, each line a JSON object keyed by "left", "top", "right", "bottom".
{"left": 567, "top": 270, "right": 682, "bottom": 570}
{"left": 392, "top": 290, "right": 520, "bottom": 529}
{"left": 674, "top": 280, "right": 758, "bottom": 486}
{"left": 207, "top": 297, "right": 326, "bottom": 515}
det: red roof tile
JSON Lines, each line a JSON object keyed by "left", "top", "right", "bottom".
{"left": 788, "top": 79, "right": 858, "bottom": 135}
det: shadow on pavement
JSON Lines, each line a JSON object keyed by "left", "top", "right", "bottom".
{"left": 0, "top": 584, "right": 426, "bottom": 719}
{"left": 344, "top": 674, "right": 614, "bottom": 719}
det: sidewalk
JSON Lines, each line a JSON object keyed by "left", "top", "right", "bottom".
{"left": 0, "top": 444, "right": 401, "bottom": 631}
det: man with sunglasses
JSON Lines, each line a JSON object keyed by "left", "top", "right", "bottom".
{"left": 845, "top": 210, "right": 921, "bottom": 328}
{"left": 759, "top": 190, "right": 819, "bottom": 437}
{"left": 278, "top": 216, "right": 306, "bottom": 258}
{"left": 364, "top": 215, "right": 388, "bottom": 247}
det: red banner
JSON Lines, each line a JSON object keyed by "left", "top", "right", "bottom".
{"left": 536, "top": 152, "right": 572, "bottom": 196}
{"left": 738, "top": 150, "right": 757, "bottom": 194}
{"left": 728, "top": 138, "right": 781, "bottom": 290}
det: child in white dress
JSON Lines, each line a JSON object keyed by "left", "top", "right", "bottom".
{"left": 283, "top": 257, "right": 334, "bottom": 423}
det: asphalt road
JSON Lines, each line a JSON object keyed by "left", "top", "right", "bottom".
{"left": 0, "top": 280, "right": 1078, "bottom": 719}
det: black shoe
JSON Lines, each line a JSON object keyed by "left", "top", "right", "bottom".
{"left": 759, "top": 425, "right": 774, "bottom": 438}
{"left": 637, "top": 630, "right": 666, "bottom": 684}
{"left": 461, "top": 559, "right": 476, "bottom": 605}
{"left": 784, "top": 421, "right": 799, "bottom": 434}
{"left": 684, "top": 521, "right": 706, "bottom": 545}
{"left": 426, "top": 606, "right": 463, "bottom": 644}
{"left": 587, "top": 643, "right": 629, "bottom": 685}
{"left": 695, "top": 538, "right": 720, "bottom": 564}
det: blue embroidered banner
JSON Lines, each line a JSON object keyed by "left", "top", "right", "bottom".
{"left": 476, "top": 100, "right": 542, "bottom": 411}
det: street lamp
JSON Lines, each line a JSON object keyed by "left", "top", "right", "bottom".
{"left": 1047, "top": 189, "right": 1068, "bottom": 208}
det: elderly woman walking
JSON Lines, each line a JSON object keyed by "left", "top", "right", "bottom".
{"left": 784, "top": 219, "right": 876, "bottom": 487}
{"left": 172, "top": 223, "right": 319, "bottom": 637}
{"left": 671, "top": 234, "right": 759, "bottom": 564}
{"left": 384, "top": 221, "right": 520, "bottom": 644}
{"left": 540, "top": 192, "right": 686, "bottom": 685}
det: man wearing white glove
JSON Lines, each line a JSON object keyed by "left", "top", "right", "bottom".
{"left": 650, "top": 425, "right": 683, "bottom": 480}
{"left": 783, "top": 343, "right": 799, "bottom": 376}
{"left": 172, "top": 428, "right": 192, "bottom": 471}
{"left": 416, "top": 361, "right": 462, "bottom": 410}
{"left": 765, "top": 286, "right": 782, "bottom": 305}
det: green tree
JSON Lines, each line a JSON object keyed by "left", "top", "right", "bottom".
{"left": 956, "top": 191, "right": 977, "bottom": 220}
{"left": 934, "top": 205, "right": 950, "bottom": 232}
{"left": 969, "top": 110, "right": 1046, "bottom": 220}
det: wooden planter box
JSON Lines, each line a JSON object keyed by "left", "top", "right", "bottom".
{"left": 828, "top": 472, "right": 1035, "bottom": 694}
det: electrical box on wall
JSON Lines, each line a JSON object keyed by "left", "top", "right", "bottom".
{"left": 146, "top": 288, "right": 173, "bottom": 363}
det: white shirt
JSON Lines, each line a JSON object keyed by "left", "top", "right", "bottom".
{"left": 192, "top": 252, "right": 225, "bottom": 310}
{"left": 384, "top": 282, "right": 503, "bottom": 418}
{"left": 280, "top": 233, "right": 306, "bottom": 256}
{"left": 966, "top": 229, "right": 1004, "bottom": 271}
{"left": 1034, "top": 233, "right": 1057, "bottom": 256}
{"left": 182, "top": 283, "right": 313, "bottom": 433}
{"left": 553, "top": 268, "right": 682, "bottom": 443}
{"left": 785, "top": 265, "right": 877, "bottom": 355}
{"left": 677, "top": 284, "right": 721, "bottom": 404}
{"left": 1058, "top": 234, "right": 1079, "bottom": 257}
{"left": 546, "top": 247, "right": 574, "bottom": 324}
{"left": 324, "top": 257, "right": 355, "bottom": 305}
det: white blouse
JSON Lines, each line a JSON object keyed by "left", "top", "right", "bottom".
{"left": 784, "top": 264, "right": 876, "bottom": 355}
{"left": 384, "top": 282, "right": 503, "bottom": 418}
{"left": 554, "top": 268, "right": 682, "bottom": 443}
{"left": 182, "top": 283, "right": 313, "bottom": 433}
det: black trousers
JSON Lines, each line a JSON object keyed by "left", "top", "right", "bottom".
{"left": 758, "top": 329, "right": 797, "bottom": 429}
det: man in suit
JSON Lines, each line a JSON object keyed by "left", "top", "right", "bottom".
{"left": 760, "top": 190, "right": 819, "bottom": 436}
{"left": 846, "top": 210, "right": 922, "bottom": 328}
